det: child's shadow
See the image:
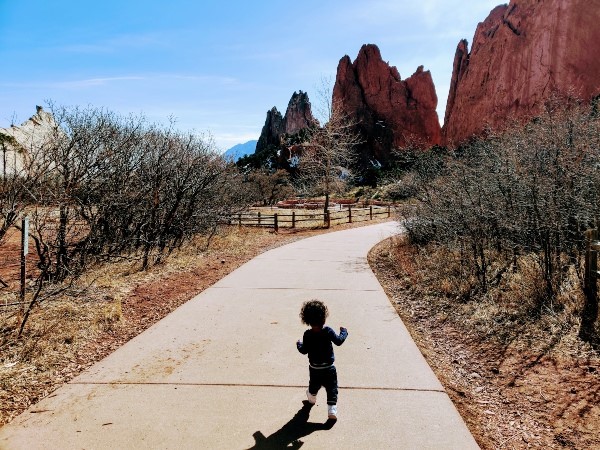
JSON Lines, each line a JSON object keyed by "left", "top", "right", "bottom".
{"left": 248, "top": 401, "right": 336, "bottom": 449}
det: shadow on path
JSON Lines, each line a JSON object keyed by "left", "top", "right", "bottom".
{"left": 248, "top": 401, "right": 336, "bottom": 449}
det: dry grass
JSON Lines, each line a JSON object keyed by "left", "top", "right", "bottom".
{"left": 369, "top": 236, "right": 600, "bottom": 449}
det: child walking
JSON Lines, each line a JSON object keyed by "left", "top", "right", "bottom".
{"left": 296, "top": 299, "right": 348, "bottom": 420}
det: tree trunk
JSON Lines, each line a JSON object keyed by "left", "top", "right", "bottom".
{"left": 56, "top": 204, "right": 69, "bottom": 280}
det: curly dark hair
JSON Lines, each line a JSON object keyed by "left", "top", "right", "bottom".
{"left": 299, "top": 299, "right": 329, "bottom": 326}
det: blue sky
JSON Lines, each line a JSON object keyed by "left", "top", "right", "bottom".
{"left": 0, "top": 0, "right": 502, "bottom": 151}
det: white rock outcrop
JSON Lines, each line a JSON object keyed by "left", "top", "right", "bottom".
{"left": 0, "top": 106, "right": 58, "bottom": 175}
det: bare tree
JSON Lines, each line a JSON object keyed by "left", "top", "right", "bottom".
{"left": 0, "top": 134, "right": 24, "bottom": 245}
{"left": 297, "top": 96, "right": 362, "bottom": 213}
{"left": 246, "top": 169, "right": 295, "bottom": 206}
{"left": 12, "top": 104, "right": 253, "bottom": 335}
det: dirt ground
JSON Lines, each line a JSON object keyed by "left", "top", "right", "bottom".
{"left": 2, "top": 220, "right": 599, "bottom": 449}
{"left": 369, "top": 236, "right": 600, "bottom": 450}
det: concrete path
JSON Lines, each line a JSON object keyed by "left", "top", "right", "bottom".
{"left": 0, "top": 222, "right": 479, "bottom": 449}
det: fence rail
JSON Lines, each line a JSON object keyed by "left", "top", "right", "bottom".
{"left": 224, "top": 205, "right": 394, "bottom": 231}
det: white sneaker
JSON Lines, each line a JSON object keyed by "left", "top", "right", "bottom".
{"left": 328, "top": 404, "right": 337, "bottom": 419}
{"left": 306, "top": 389, "right": 317, "bottom": 405}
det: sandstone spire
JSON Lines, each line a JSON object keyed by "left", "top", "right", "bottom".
{"left": 333, "top": 44, "right": 441, "bottom": 166}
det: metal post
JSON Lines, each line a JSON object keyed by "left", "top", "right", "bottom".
{"left": 20, "top": 216, "right": 29, "bottom": 308}
{"left": 292, "top": 211, "right": 296, "bottom": 229}
{"left": 388, "top": 205, "right": 391, "bottom": 218}
{"left": 238, "top": 213, "right": 242, "bottom": 227}
{"left": 369, "top": 206, "right": 373, "bottom": 220}
{"left": 348, "top": 206, "right": 352, "bottom": 223}
{"left": 258, "top": 211, "right": 261, "bottom": 225}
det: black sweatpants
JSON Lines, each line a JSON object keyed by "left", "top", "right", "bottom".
{"left": 308, "top": 366, "right": 338, "bottom": 405}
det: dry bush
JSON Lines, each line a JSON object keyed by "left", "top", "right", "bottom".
{"left": 1, "top": 104, "right": 255, "bottom": 336}
{"left": 372, "top": 237, "right": 600, "bottom": 450}
{"left": 403, "top": 95, "right": 600, "bottom": 344}
{"left": 397, "top": 239, "right": 593, "bottom": 353}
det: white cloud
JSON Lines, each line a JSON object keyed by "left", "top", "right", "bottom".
{"left": 1, "top": 73, "right": 240, "bottom": 90}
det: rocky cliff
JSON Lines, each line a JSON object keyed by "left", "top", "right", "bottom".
{"left": 255, "top": 107, "right": 285, "bottom": 155}
{"left": 255, "top": 91, "right": 317, "bottom": 155}
{"left": 245, "top": 91, "right": 317, "bottom": 170}
{"left": 283, "top": 91, "right": 318, "bottom": 135}
{"left": 443, "top": 0, "right": 600, "bottom": 146}
{"left": 333, "top": 44, "right": 441, "bottom": 166}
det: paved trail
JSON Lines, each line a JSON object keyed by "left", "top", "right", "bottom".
{"left": 0, "top": 222, "right": 479, "bottom": 449}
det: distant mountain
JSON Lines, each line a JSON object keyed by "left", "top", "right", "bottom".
{"left": 223, "top": 140, "right": 257, "bottom": 162}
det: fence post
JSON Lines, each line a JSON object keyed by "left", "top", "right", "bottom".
{"left": 274, "top": 213, "right": 278, "bottom": 232}
{"left": 348, "top": 206, "right": 352, "bottom": 224}
{"left": 388, "top": 205, "right": 391, "bottom": 217}
{"left": 580, "top": 229, "right": 599, "bottom": 342}
{"left": 369, "top": 205, "right": 373, "bottom": 220}
{"left": 238, "top": 213, "right": 242, "bottom": 227}
{"left": 292, "top": 211, "right": 296, "bottom": 229}
{"left": 258, "top": 211, "right": 261, "bottom": 225}
{"left": 20, "top": 216, "right": 29, "bottom": 308}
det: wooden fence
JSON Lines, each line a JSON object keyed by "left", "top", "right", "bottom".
{"left": 581, "top": 229, "right": 600, "bottom": 342}
{"left": 225, "top": 205, "right": 394, "bottom": 231}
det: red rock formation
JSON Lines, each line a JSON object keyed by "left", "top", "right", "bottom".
{"left": 333, "top": 44, "right": 441, "bottom": 166}
{"left": 255, "top": 107, "right": 284, "bottom": 154}
{"left": 443, "top": 0, "right": 600, "bottom": 147}
{"left": 284, "top": 91, "right": 318, "bottom": 135}
{"left": 251, "top": 91, "right": 318, "bottom": 170}
{"left": 255, "top": 91, "right": 318, "bottom": 155}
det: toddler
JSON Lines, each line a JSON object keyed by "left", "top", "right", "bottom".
{"left": 296, "top": 299, "right": 348, "bottom": 420}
